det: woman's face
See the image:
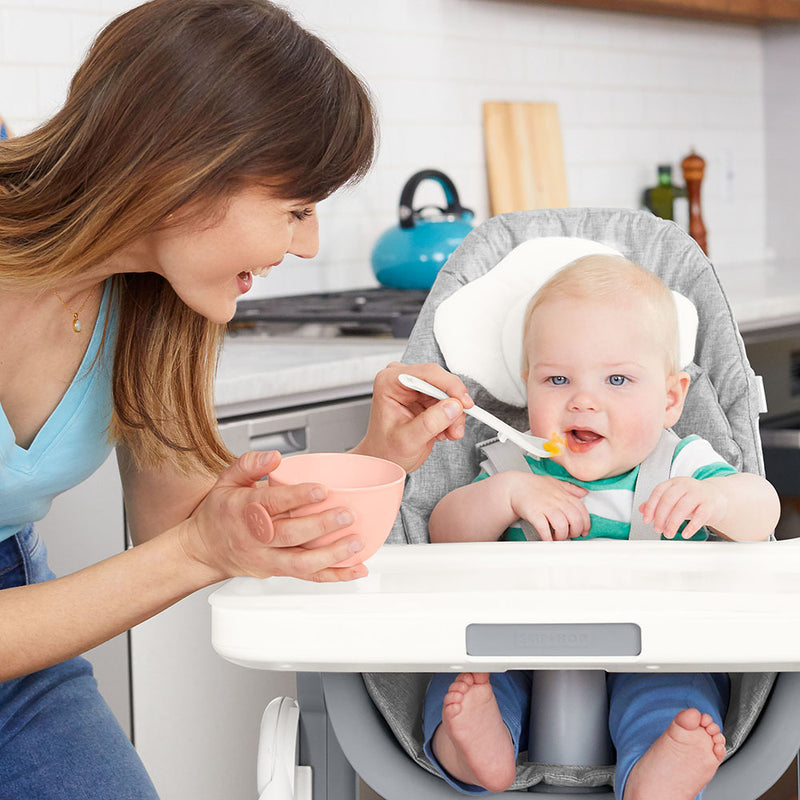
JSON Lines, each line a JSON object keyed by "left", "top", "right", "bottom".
{"left": 150, "top": 185, "right": 319, "bottom": 323}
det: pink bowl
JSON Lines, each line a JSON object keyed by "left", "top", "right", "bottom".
{"left": 268, "top": 452, "right": 406, "bottom": 566}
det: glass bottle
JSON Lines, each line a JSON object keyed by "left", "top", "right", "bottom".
{"left": 643, "top": 165, "right": 678, "bottom": 220}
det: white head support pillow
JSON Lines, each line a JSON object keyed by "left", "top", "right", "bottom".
{"left": 433, "top": 237, "right": 699, "bottom": 407}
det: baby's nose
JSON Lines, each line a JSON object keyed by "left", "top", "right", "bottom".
{"left": 568, "top": 390, "right": 599, "bottom": 412}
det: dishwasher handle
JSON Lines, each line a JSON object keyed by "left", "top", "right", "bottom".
{"left": 249, "top": 428, "right": 307, "bottom": 455}
{"left": 219, "top": 410, "right": 311, "bottom": 457}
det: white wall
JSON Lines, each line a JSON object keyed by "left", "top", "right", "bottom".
{"left": 763, "top": 24, "right": 800, "bottom": 265}
{"left": 1, "top": 0, "right": 771, "bottom": 296}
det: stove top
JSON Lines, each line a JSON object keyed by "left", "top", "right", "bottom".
{"left": 230, "top": 287, "right": 428, "bottom": 338}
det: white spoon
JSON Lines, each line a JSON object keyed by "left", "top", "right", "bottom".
{"left": 398, "top": 373, "right": 561, "bottom": 459}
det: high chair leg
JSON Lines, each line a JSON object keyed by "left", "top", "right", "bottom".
{"left": 529, "top": 671, "right": 614, "bottom": 778}
{"left": 297, "top": 673, "right": 358, "bottom": 800}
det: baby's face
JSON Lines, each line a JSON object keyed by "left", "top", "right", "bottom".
{"left": 523, "top": 295, "right": 685, "bottom": 482}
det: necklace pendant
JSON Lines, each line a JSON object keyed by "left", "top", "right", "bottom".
{"left": 72, "top": 313, "right": 81, "bottom": 333}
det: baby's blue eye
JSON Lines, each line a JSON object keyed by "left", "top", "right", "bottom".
{"left": 608, "top": 374, "right": 627, "bottom": 386}
{"left": 549, "top": 376, "right": 568, "bottom": 386}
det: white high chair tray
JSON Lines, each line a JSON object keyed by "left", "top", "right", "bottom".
{"left": 210, "top": 540, "right": 800, "bottom": 673}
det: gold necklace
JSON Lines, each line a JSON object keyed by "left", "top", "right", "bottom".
{"left": 52, "top": 286, "right": 95, "bottom": 333}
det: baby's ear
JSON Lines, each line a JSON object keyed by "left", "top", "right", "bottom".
{"left": 664, "top": 371, "right": 691, "bottom": 428}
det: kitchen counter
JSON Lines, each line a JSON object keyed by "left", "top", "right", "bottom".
{"left": 716, "top": 259, "right": 800, "bottom": 336}
{"left": 215, "top": 333, "right": 406, "bottom": 418}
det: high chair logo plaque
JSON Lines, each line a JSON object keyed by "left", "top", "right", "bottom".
{"left": 211, "top": 209, "right": 800, "bottom": 800}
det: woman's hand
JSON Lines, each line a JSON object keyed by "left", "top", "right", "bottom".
{"left": 179, "top": 450, "right": 368, "bottom": 583}
{"left": 352, "top": 361, "right": 473, "bottom": 472}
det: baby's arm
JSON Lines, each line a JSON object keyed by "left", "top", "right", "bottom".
{"left": 639, "top": 472, "right": 779, "bottom": 541}
{"left": 429, "top": 472, "right": 589, "bottom": 543}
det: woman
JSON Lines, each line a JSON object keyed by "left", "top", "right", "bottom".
{"left": 0, "top": 1, "right": 470, "bottom": 796}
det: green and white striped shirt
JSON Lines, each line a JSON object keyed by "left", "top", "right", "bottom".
{"left": 474, "top": 435, "right": 737, "bottom": 542}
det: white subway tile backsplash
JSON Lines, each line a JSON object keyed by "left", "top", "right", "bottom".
{"left": 35, "top": 64, "right": 71, "bottom": 120}
{"left": 1, "top": 64, "right": 38, "bottom": 117}
{"left": 29, "top": 1, "right": 100, "bottom": 8}
{"left": 3, "top": 8, "right": 74, "bottom": 64}
{"left": 0, "top": 0, "right": 783, "bottom": 290}
{"left": 70, "top": 12, "right": 108, "bottom": 61}
{"left": 523, "top": 44, "right": 566, "bottom": 86}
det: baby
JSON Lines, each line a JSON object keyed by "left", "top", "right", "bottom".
{"left": 423, "top": 255, "right": 780, "bottom": 800}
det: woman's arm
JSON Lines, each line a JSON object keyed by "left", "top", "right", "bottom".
{"left": 0, "top": 449, "right": 366, "bottom": 681}
{"left": 0, "top": 521, "right": 218, "bottom": 681}
{"left": 0, "top": 361, "right": 473, "bottom": 681}
{"left": 117, "top": 443, "right": 215, "bottom": 544}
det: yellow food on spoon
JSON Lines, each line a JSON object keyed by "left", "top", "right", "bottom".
{"left": 543, "top": 432, "right": 565, "bottom": 455}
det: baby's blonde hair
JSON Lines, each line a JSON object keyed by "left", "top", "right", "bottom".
{"left": 522, "top": 254, "right": 680, "bottom": 374}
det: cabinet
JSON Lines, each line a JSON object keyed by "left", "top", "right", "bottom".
{"left": 529, "top": 0, "right": 800, "bottom": 23}
{"left": 129, "top": 579, "right": 297, "bottom": 800}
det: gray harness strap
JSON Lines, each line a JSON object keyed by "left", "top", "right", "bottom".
{"left": 479, "top": 439, "right": 542, "bottom": 541}
{"left": 479, "top": 428, "right": 681, "bottom": 541}
{"left": 629, "top": 428, "right": 681, "bottom": 540}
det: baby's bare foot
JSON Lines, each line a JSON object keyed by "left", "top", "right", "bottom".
{"left": 431, "top": 672, "right": 517, "bottom": 792}
{"left": 624, "top": 708, "right": 726, "bottom": 800}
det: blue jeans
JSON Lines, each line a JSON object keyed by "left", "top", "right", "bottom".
{"left": 0, "top": 525, "right": 159, "bottom": 799}
{"left": 424, "top": 670, "right": 729, "bottom": 799}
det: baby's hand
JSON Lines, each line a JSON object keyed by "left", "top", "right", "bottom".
{"left": 639, "top": 477, "right": 728, "bottom": 539}
{"left": 507, "top": 473, "right": 590, "bottom": 541}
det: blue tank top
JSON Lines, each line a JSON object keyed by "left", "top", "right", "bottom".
{"left": 0, "top": 281, "right": 117, "bottom": 542}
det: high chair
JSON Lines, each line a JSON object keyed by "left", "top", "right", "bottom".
{"left": 211, "top": 209, "right": 800, "bottom": 800}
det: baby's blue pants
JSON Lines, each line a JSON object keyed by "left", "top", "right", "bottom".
{"left": 0, "top": 525, "right": 160, "bottom": 800}
{"left": 423, "top": 670, "right": 729, "bottom": 799}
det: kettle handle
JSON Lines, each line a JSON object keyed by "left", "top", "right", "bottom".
{"left": 398, "top": 169, "right": 472, "bottom": 230}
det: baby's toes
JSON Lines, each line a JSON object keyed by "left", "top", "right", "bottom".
{"left": 674, "top": 708, "right": 702, "bottom": 731}
{"left": 444, "top": 689, "right": 466, "bottom": 706}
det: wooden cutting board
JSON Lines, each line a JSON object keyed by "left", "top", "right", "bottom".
{"left": 483, "top": 101, "right": 568, "bottom": 215}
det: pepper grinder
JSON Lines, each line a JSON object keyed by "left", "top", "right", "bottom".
{"left": 681, "top": 151, "right": 707, "bottom": 255}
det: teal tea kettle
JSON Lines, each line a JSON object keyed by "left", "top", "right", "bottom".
{"left": 371, "top": 169, "right": 474, "bottom": 290}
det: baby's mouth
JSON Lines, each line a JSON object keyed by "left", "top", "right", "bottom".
{"left": 566, "top": 428, "right": 604, "bottom": 452}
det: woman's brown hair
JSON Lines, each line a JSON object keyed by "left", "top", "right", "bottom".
{"left": 0, "top": 0, "right": 376, "bottom": 473}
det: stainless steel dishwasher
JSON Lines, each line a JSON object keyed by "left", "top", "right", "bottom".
{"left": 218, "top": 395, "right": 373, "bottom": 458}
{"left": 744, "top": 325, "right": 800, "bottom": 540}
